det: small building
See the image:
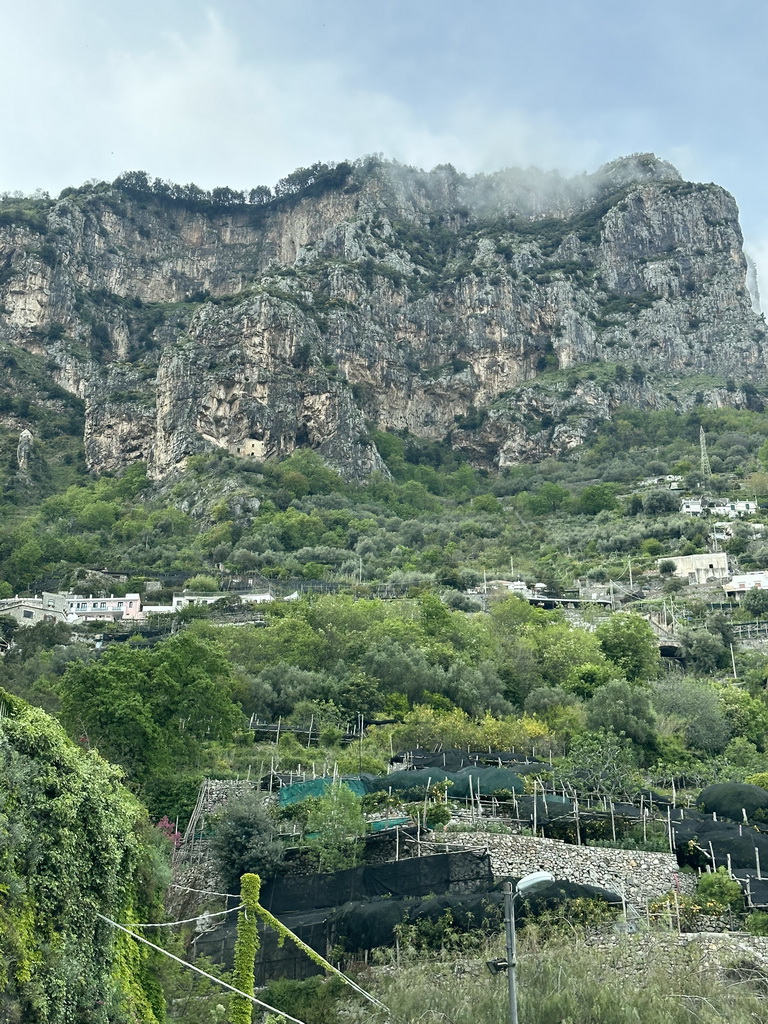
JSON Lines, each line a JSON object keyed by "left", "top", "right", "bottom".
{"left": 680, "top": 497, "right": 705, "bottom": 515}
{"left": 66, "top": 594, "right": 143, "bottom": 623}
{"left": 723, "top": 571, "right": 768, "bottom": 599}
{"left": 171, "top": 591, "right": 274, "bottom": 612}
{"left": 640, "top": 474, "right": 683, "bottom": 489}
{"left": 229, "top": 438, "right": 266, "bottom": 458}
{"left": 658, "top": 552, "right": 730, "bottom": 586}
{"left": 0, "top": 592, "right": 69, "bottom": 627}
{"left": 709, "top": 499, "right": 758, "bottom": 519}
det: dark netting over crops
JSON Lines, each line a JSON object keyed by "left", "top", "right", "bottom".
{"left": 671, "top": 814, "right": 768, "bottom": 871}
{"left": 195, "top": 911, "right": 327, "bottom": 984}
{"left": 278, "top": 767, "right": 524, "bottom": 807}
{"left": 197, "top": 876, "right": 623, "bottom": 978}
{"left": 697, "top": 783, "right": 768, "bottom": 823}
{"left": 259, "top": 850, "right": 493, "bottom": 914}
{"left": 373, "top": 766, "right": 525, "bottom": 797}
{"left": 326, "top": 880, "right": 623, "bottom": 951}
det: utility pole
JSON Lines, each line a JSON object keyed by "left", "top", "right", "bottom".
{"left": 503, "top": 882, "right": 519, "bottom": 1024}
{"left": 628, "top": 557, "right": 633, "bottom": 590}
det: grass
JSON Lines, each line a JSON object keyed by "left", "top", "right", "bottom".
{"left": 352, "top": 930, "right": 768, "bottom": 1024}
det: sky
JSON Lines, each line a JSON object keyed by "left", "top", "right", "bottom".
{"left": 2, "top": 0, "right": 767, "bottom": 297}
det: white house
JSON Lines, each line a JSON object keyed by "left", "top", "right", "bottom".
{"left": 710, "top": 499, "right": 758, "bottom": 519}
{"left": 680, "top": 497, "right": 705, "bottom": 515}
{"left": 170, "top": 591, "right": 274, "bottom": 612}
{"left": 658, "top": 552, "right": 730, "bottom": 585}
{"left": 723, "top": 571, "right": 768, "bottom": 599}
{"left": 0, "top": 592, "right": 68, "bottom": 626}
{"left": 66, "top": 594, "right": 143, "bottom": 623}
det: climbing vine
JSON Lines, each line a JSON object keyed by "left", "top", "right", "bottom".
{"left": 230, "top": 873, "right": 262, "bottom": 1024}
{"left": 0, "top": 689, "right": 167, "bottom": 1023}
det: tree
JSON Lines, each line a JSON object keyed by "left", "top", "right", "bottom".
{"left": 742, "top": 588, "right": 768, "bottom": 618}
{"left": 651, "top": 677, "right": 731, "bottom": 754}
{"left": 59, "top": 633, "right": 243, "bottom": 798}
{"left": 560, "top": 731, "right": 638, "bottom": 797}
{"left": 185, "top": 573, "right": 220, "bottom": 592}
{"left": 587, "top": 679, "right": 656, "bottom": 747}
{"left": 305, "top": 783, "right": 366, "bottom": 871}
{"left": 0, "top": 614, "right": 18, "bottom": 644}
{"left": 210, "top": 795, "right": 285, "bottom": 894}
{"left": 643, "top": 489, "right": 680, "bottom": 515}
{"left": 678, "top": 629, "right": 729, "bottom": 674}
{"left": 596, "top": 613, "right": 660, "bottom": 682}
{"left": 574, "top": 483, "right": 618, "bottom": 515}
{"left": 717, "top": 685, "right": 768, "bottom": 750}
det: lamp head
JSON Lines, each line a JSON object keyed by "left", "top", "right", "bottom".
{"left": 515, "top": 870, "right": 555, "bottom": 896}
{"left": 486, "top": 957, "right": 509, "bottom": 975}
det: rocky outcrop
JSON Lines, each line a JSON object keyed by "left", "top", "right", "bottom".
{"left": 0, "top": 155, "right": 765, "bottom": 478}
{"left": 15, "top": 428, "right": 32, "bottom": 474}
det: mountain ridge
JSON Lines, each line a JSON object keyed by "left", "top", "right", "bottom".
{"left": 0, "top": 154, "right": 764, "bottom": 479}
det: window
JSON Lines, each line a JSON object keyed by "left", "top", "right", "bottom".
{"left": 117, "top": 602, "right": 123, "bottom": 608}
{"left": 23, "top": 610, "right": 33, "bottom": 619}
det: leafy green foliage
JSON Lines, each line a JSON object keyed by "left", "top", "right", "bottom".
{"left": 210, "top": 796, "right": 285, "bottom": 894}
{"left": 696, "top": 867, "right": 744, "bottom": 911}
{"left": 305, "top": 783, "right": 367, "bottom": 871}
{"left": 59, "top": 633, "right": 243, "bottom": 815}
{"left": 596, "top": 614, "right": 660, "bottom": 681}
{"left": 0, "top": 689, "right": 166, "bottom": 1023}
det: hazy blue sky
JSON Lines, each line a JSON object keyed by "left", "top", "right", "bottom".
{"left": 2, "top": 0, "right": 766, "bottom": 288}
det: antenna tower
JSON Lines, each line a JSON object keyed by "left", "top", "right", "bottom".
{"left": 700, "top": 426, "right": 712, "bottom": 480}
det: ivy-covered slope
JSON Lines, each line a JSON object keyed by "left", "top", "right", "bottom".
{"left": 0, "top": 689, "right": 166, "bottom": 1024}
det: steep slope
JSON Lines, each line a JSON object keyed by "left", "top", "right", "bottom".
{"left": 0, "top": 155, "right": 764, "bottom": 478}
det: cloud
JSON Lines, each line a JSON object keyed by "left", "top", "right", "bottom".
{"left": 0, "top": 8, "right": 617, "bottom": 195}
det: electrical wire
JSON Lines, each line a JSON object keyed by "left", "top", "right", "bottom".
{"left": 96, "top": 913, "right": 309, "bottom": 1024}
{"left": 127, "top": 905, "right": 243, "bottom": 928}
{"left": 169, "top": 883, "right": 240, "bottom": 898}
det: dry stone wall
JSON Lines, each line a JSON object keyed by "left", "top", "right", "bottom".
{"left": 585, "top": 930, "right": 768, "bottom": 983}
{"left": 430, "top": 830, "right": 695, "bottom": 905}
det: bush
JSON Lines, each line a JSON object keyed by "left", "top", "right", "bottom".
{"left": 209, "top": 794, "right": 285, "bottom": 893}
{"left": 746, "top": 911, "right": 768, "bottom": 936}
{"left": 696, "top": 867, "right": 744, "bottom": 912}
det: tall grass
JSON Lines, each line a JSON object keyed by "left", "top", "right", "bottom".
{"left": 354, "top": 932, "right": 768, "bottom": 1024}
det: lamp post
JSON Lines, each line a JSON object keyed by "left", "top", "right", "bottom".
{"left": 502, "top": 871, "right": 555, "bottom": 1024}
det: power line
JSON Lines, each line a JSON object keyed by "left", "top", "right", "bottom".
{"left": 126, "top": 905, "right": 243, "bottom": 929}
{"left": 96, "top": 913, "right": 309, "bottom": 1024}
{"left": 169, "top": 883, "right": 240, "bottom": 898}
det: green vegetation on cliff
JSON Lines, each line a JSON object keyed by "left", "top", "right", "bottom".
{"left": 0, "top": 689, "right": 168, "bottom": 1023}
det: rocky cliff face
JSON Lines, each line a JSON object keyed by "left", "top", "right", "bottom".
{"left": 0, "top": 155, "right": 764, "bottom": 478}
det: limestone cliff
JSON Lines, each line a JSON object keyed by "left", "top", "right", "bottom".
{"left": 0, "top": 154, "right": 764, "bottom": 478}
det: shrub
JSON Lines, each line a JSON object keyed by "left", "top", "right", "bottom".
{"left": 746, "top": 911, "right": 768, "bottom": 936}
{"left": 210, "top": 794, "right": 285, "bottom": 892}
{"left": 696, "top": 867, "right": 743, "bottom": 912}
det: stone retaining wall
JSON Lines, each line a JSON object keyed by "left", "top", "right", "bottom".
{"left": 428, "top": 830, "right": 695, "bottom": 906}
{"left": 585, "top": 930, "right": 768, "bottom": 982}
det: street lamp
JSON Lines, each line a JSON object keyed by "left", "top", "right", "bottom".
{"left": 487, "top": 871, "right": 555, "bottom": 1024}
